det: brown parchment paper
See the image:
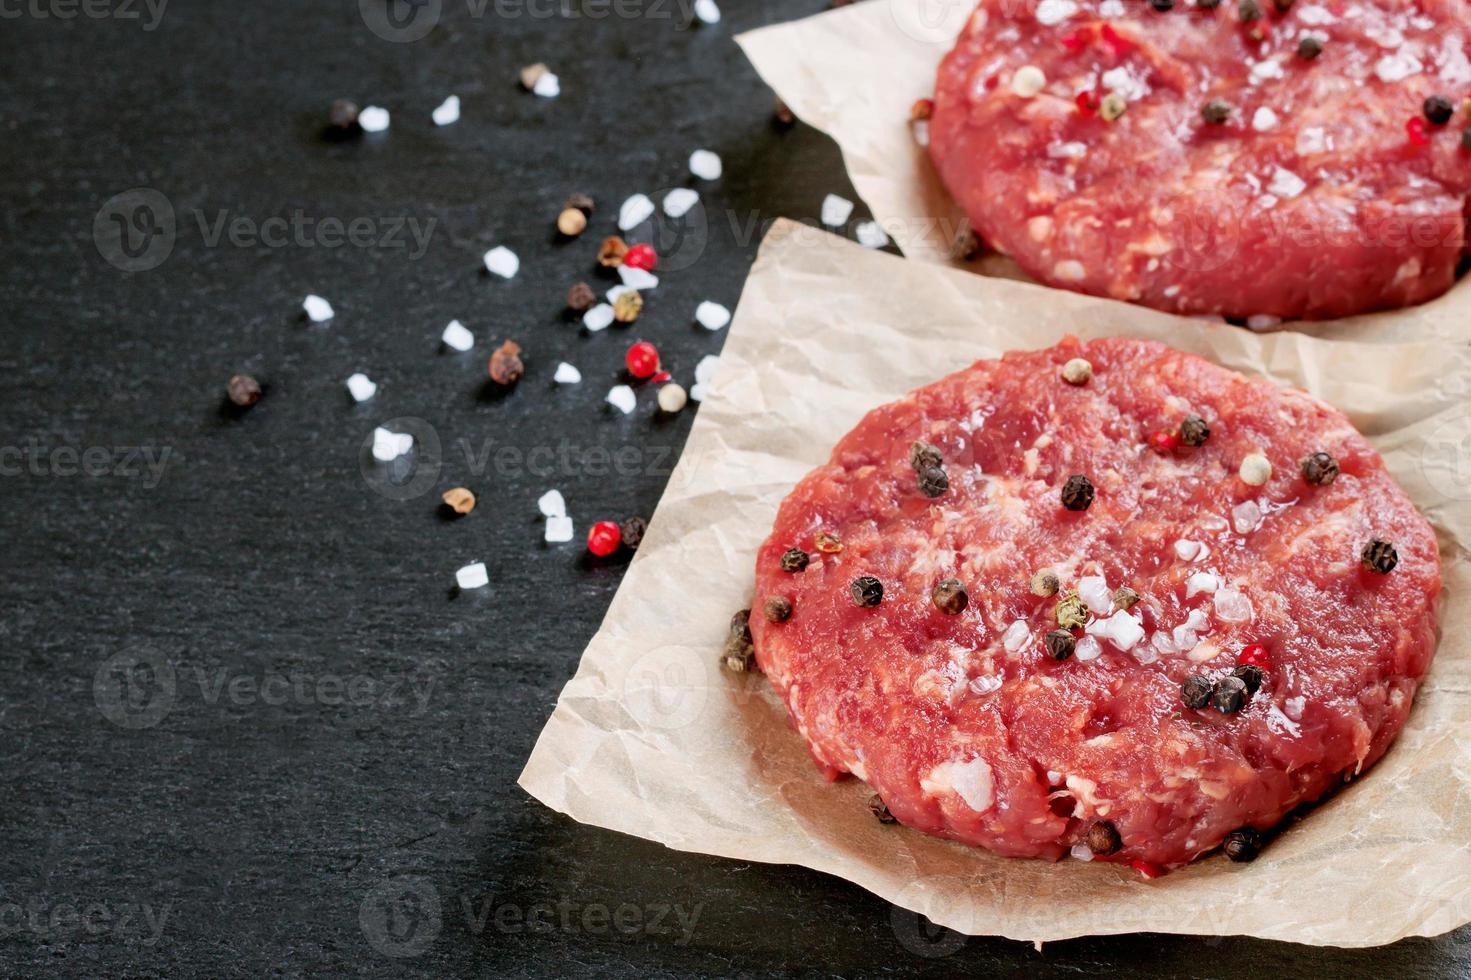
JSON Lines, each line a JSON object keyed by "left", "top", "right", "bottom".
{"left": 734, "top": 1, "right": 1471, "bottom": 344}
{"left": 519, "top": 221, "right": 1471, "bottom": 947}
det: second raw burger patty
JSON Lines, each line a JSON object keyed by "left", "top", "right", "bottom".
{"left": 928, "top": 0, "right": 1471, "bottom": 320}
{"left": 751, "top": 337, "right": 1440, "bottom": 869}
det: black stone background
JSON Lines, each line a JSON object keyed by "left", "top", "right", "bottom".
{"left": 0, "top": 0, "right": 1465, "bottom": 975}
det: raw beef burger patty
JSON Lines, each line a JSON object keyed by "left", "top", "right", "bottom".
{"left": 751, "top": 337, "right": 1439, "bottom": 869}
{"left": 928, "top": 0, "right": 1471, "bottom": 320}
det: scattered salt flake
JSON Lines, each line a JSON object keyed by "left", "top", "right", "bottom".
{"left": 1046, "top": 140, "right": 1087, "bottom": 159}
{"left": 1252, "top": 107, "right": 1279, "bottom": 132}
{"left": 1053, "top": 259, "right": 1085, "bottom": 281}
{"left": 1002, "top": 619, "right": 1030, "bottom": 653}
{"left": 432, "top": 95, "right": 460, "bottom": 126}
{"left": 1088, "top": 610, "right": 1144, "bottom": 652}
{"left": 970, "top": 674, "right": 1003, "bottom": 695}
{"left": 371, "top": 427, "right": 413, "bottom": 462}
{"left": 1375, "top": 52, "right": 1421, "bottom": 83}
{"left": 690, "top": 383, "right": 709, "bottom": 403}
{"left": 1186, "top": 572, "right": 1219, "bottom": 598}
{"left": 455, "top": 562, "right": 489, "bottom": 590}
{"left": 1267, "top": 167, "right": 1306, "bottom": 199}
{"left": 346, "top": 373, "right": 377, "bottom": 402}
{"left": 1071, "top": 844, "right": 1094, "bottom": 862}
{"left": 1214, "top": 588, "right": 1254, "bottom": 623}
{"left": 689, "top": 148, "right": 722, "bottom": 180}
{"left": 1249, "top": 59, "right": 1285, "bottom": 85}
{"left": 911, "top": 119, "right": 930, "bottom": 147}
{"left": 303, "top": 294, "right": 334, "bottom": 322}
{"left": 553, "top": 362, "right": 582, "bottom": 384}
{"left": 532, "top": 72, "right": 560, "bottom": 98}
{"left": 544, "top": 515, "right": 574, "bottom": 543}
{"left": 1100, "top": 65, "right": 1147, "bottom": 101}
{"left": 441, "top": 319, "right": 474, "bottom": 351}
{"left": 1295, "top": 3, "right": 1335, "bottom": 23}
{"left": 538, "top": 489, "right": 567, "bottom": 519}
{"left": 582, "top": 303, "right": 614, "bottom": 332}
{"left": 358, "top": 106, "right": 390, "bottom": 132}
{"left": 1172, "top": 608, "right": 1210, "bottom": 650}
{"left": 855, "top": 221, "right": 890, "bottom": 249}
{"left": 1174, "top": 539, "right": 1206, "bottom": 562}
{"left": 1035, "top": 0, "right": 1077, "bottom": 25}
{"left": 1099, "top": 0, "right": 1124, "bottom": 13}
{"left": 695, "top": 301, "right": 731, "bottom": 330}
{"left": 1074, "top": 635, "right": 1103, "bottom": 662}
{"left": 1077, "top": 576, "right": 1114, "bottom": 616}
{"left": 820, "top": 193, "right": 854, "bottom": 227}
{"left": 618, "top": 265, "right": 659, "bottom": 290}
{"left": 693, "top": 0, "right": 720, "bottom": 24}
{"left": 921, "top": 757, "right": 994, "bottom": 812}
{"left": 1246, "top": 314, "right": 1282, "bottom": 331}
{"left": 1232, "top": 500, "right": 1263, "bottom": 534}
{"left": 618, "top": 193, "right": 655, "bottom": 231}
{"left": 1296, "top": 126, "right": 1327, "bottom": 155}
{"left": 694, "top": 354, "right": 721, "bottom": 386}
{"left": 483, "top": 246, "right": 519, "bottom": 278}
{"left": 606, "top": 385, "right": 636, "bottom": 415}
{"left": 663, "top": 187, "right": 699, "bottom": 218}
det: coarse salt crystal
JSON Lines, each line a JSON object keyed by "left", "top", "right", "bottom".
{"left": 689, "top": 149, "right": 723, "bottom": 180}
{"left": 1089, "top": 610, "right": 1144, "bottom": 652}
{"left": 483, "top": 246, "right": 519, "bottom": 278}
{"left": 1266, "top": 167, "right": 1306, "bottom": 199}
{"left": 1074, "top": 635, "right": 1103, "bottom": 662}
{"left": 583, "top": 303, "right": 615, "bottom": 332}
{"left": 1077, "top": 575, "right": 1114, "bottom": 615}
{"left": 1002, "top": 619, "right": 1030, "bottom": 652}
{"left": 1296, "top": 126, "right": 1326, "bottom": 155}
{"left": 455, "top": 561, "right": 489, "bottom": 590}
{"left": 1246, "top": 314, "right": 1282, "bottom": 331}
{"left": 618, "top": 193, "right": 655, "bottom": 231}
{"left": 432, "top": 95, "right": 460, "bottom": 126}
{"left": 820, "top": 193, "right": 854, "bottom": 227}
{"left": 1071, "top": 843, "right": 1094, "bottom": 861}
{"left": 1375, "top": 53, "right": 1421, "bottom": 83}
{"left": 1295, "top": 3, "right": 1335, "bottom": 23}
{"left": 970, "top": 674, "right": 1003, "bottom": 695}
{"left": 1046, "top": 140, "right": 1087, "bottom": 159}
{"left": 695, "top": 301, "right": 731, "bottom": 330}
{"left": 1186, "top": 572, "right": 1219, "bottom": 598}
{"left": 303, "top": 294, "right": 334, "bottom": 322}
{"left": 441, "top": 319, "right": 474, "bottom": 351}
{"left": 1010, "top": 65, "right": 1046, "bottom": 98}
{"left": 663, "top": 187, "right": 700, "bottom": 218}
{"left": 618, "top": 265, "right": 659, "bottom": 290}
{"left": 532, "top": 72, "right": 560, "bottom": 98}
{"left": 346, "top": 373, "right": 377, "bottom": 402}
{"left": 606, "top": 385, "right": 636, "bottom": 415}
{"left": 538, "top": 489, "right": 567, "bottom": 518}
{"left": 371, "top": 426, "right": 413, "bottom": 462}
{"left": 690, "top": 383, "right": 708, "bottom": 403}
{"left": 911, "top": 119, "right": 930, "bottom": 147}
{"left": 1232, "top": 500, "right": 1263, "bottom": 534}
{"left": 855, "top": 221, "right": 890, "bottom": 249}
{"left": 1053, "top": 259, "right": 1085, "bottom": 281}
{"left": 1100, "top": 65, "right": 1147, "bottom": 102}
{"left": 693, "top": 0, "right": 720, "bottom": 24}
{"left": 553, "top": 362, "right": 582, "bottom": 384}
{"left": 1174, "top": 539, "right": 1205, "bottom": 561}
{"left": 545, "top": 515, "right": 574, "bottom": 543}
{"left": 1214, "top": 588, "right": 1254, "bottom": 623}
{"left": 358, "top": 106, "right": 390, "bottom": 132}
{"left": 694, "top": 354, "right": 721, "bottom": 386}
{"left": 1252, "top": 107, "right": 1279, "bottom": 131}
{"left": 1036, "top": 0, "right": 1077, "bottom": 25}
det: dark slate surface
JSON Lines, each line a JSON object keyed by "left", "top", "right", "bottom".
{"left": 0, "top": 0, "right": 1464, "bottom": 975}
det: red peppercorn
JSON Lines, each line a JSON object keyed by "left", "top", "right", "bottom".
{"left": 1075, "top": 89, "right": 1100, "bottom": 114}
{"left": 626, "top": 340, "right": 660, "bottom": 378}
{"left": 1130, "top": 859, "right": 1164, "bottom": 879}
{"left": 650, "top": 369, "right": 672, "bottom": 384}
{"left": 623, "top": 243, "right": 658, "bottom": 271}
{"left": 587, "top": 520, "right": 622, "bottom": 557}
{"left": 1148, "top": 430, "right": 1180, "bottom": 453}
{"left": 1238, "top": 643, "right": 1273, "bottom": 671}
{"left": 1406, "top": 115, "right": 1430, "bottom": 147}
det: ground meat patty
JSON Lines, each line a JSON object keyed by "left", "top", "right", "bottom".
{"left": 750, "top": 337, "right": 1440, "bottom": 870}
{"left": 928, "top": 0, "right": 1471, "bottom": 320}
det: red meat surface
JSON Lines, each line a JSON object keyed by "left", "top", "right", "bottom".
{"left": 751, "top": 337, "right": 1440, "bottom": 869}
{"left": 928, "top": 0, "right": 1471, "bottom": 320}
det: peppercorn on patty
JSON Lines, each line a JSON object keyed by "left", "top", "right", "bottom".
{"left": 928, "top": 0, "right": 1471, "bottom": 320}
{"left": 751, "top": 337, "right": 1440, "bottom": 871}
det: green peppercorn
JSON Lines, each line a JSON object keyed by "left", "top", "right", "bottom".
{"left": 1223, "top": 827, "right": 1263, "bottom": 862}
{"left": 931, "top": 578, "right": 968, "bottom": 615}
{"left": 1212, "top": 675, "right": 1248, "bottom": 713}
{"left": 869, "top": 793, "right": 897, "bottom": 824}
{"left": 1201, "top": 100, "right": 1231, "bottom": 125}
{"left": 1055, "top": 591, "right": 1088, "bottom": 631}
{"left": 1044, "top": 629, "right": 1076, "bottom": 661}
{"left": 1086, "top": 821, "right": 1122, "bottom": 855}
{"left": 764, "top": 596, "right": 792, "bottom": 623}
{"left": 1424, "top": 94, "right": 1455, "bottom": 126}
{"left": 1099, "top": 93, "right": 1127, "bottom": 122}
{"left": 1112, "top": 586, "right": 1140, "bottom": 611}
{"left": 851, "top": 575, "right": 883, "bottom": 607}
{"left": 1181, "top": 675, "right": 1213, "bottom": 709}
{"left": 780, "top": 547, "right": 810, "bottom": 572}
{"left": 909, "top": 441, "right": 943, "bottom": 473}
{"left": 1238, "top": 0, "right": 1261, "bottom": 21}
{"left": 1061, "top": 474, "right": 1095, "bottom": 511}
{"left": 1299, "top": 451, "right": 1339, "bottom": 486}
{"left": 1361, "top": 538, "right": 1398, "bottom": 574}
{"left": 918, "top": 465, "right": 949, "bottom": 498}
{"left": 1297, "top": 35, "right": 1323, "bottom": 60}
{"left": 1233, "top": 664, "right": 1264, "bottom": 695}
{"left": 1179, "top": 415, "right": 1210, "bottom": 446}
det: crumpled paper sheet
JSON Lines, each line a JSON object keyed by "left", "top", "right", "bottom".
{"left": 734, "top": 1, "right": 1471, "bottom": 343}
{"left": 520, "top": 221, "right": 1471, "bottom": 947}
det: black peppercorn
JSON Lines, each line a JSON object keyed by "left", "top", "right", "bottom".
{"left": 764, "top": 596, "right": 792, "bottom": 623}
{"left": 566, "top": 282, "right": 597, "bottom": 312}
{"left": 328, "top": 98, "right": 359, "bottom": 130}
{"left": 1198, "top": 0, "right": 1221, "bottom": 7}
{"left": 1233, "top": 664, "right": 1265, "bottom": 696}
{"left": 1361, "top": 538, "right": 1398, "bottom": 574}
{"left": 1222, "top": 827, "right": 1263, "bottom": 862}
{"left": 1201, "top": 100, "right": 1231, "bottom": 125}
{"left": 1181, "top": 675, "right": 1213, "bottom": 709}
{"left": 1151, "top": 0, "right": 1173, "bottom": 9}
{"left": 1086, "top": 820, "right": 1122, "bottom": 855}
{"left": 1271, "top": 0, "right": 1293, "bottom": 10}
{"left": 850, "top": 576, "right": 883, "bottom": 607}
{"left": 563, "top": 191, "right": 595, "bottom": 215}
{"left": 869, "top": 793, "right": 897, "bottom": 824}
{"left": 918, "top": 466, "right": 949, "bottom": 498}
{"left": 780, "top": 548, "right": 810, "bottom": 573}
{"left": 1061, "top": 474, "right": 1095, "bottom": 511}
{"left": 931, "top": 579, "right": 968, "bottom": 615}
{"left": 909, "top": 441, "right": 943, "bottom": 473}
{"left": 1297, "top": 35, "right": 1323, "bottom": 59}
{"left": 721, "top": 634, "right": 756, "bottom": 673}
{"left": 1238, "top": 0, "right": 1261, "bottom": 22}
{"left": 1299, "top": 451, "right": 1339, "bottom": 486}
{"left": 1424, "top": 94, "right": 1455, "bottom": 126}
{"left": 1212, "top": 675, "right": 1248, "bottom": 713}
{"left": 1463, "top": 126, "right": 1471, "bottom": 152}
{"left": 227, "top": 373, "right": 262, "bottom": 407}
{"left": 1179, "top": 415, "right": 1210, "bottom": 446}
{"left": 730, "top": 609, "right": 753, "bottom": 644}
{"left": 619, "top": 516, "right": 648, "bottom": 551}
{"left": 1044, "top": 629, "right": 1076, "bottom": 661}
